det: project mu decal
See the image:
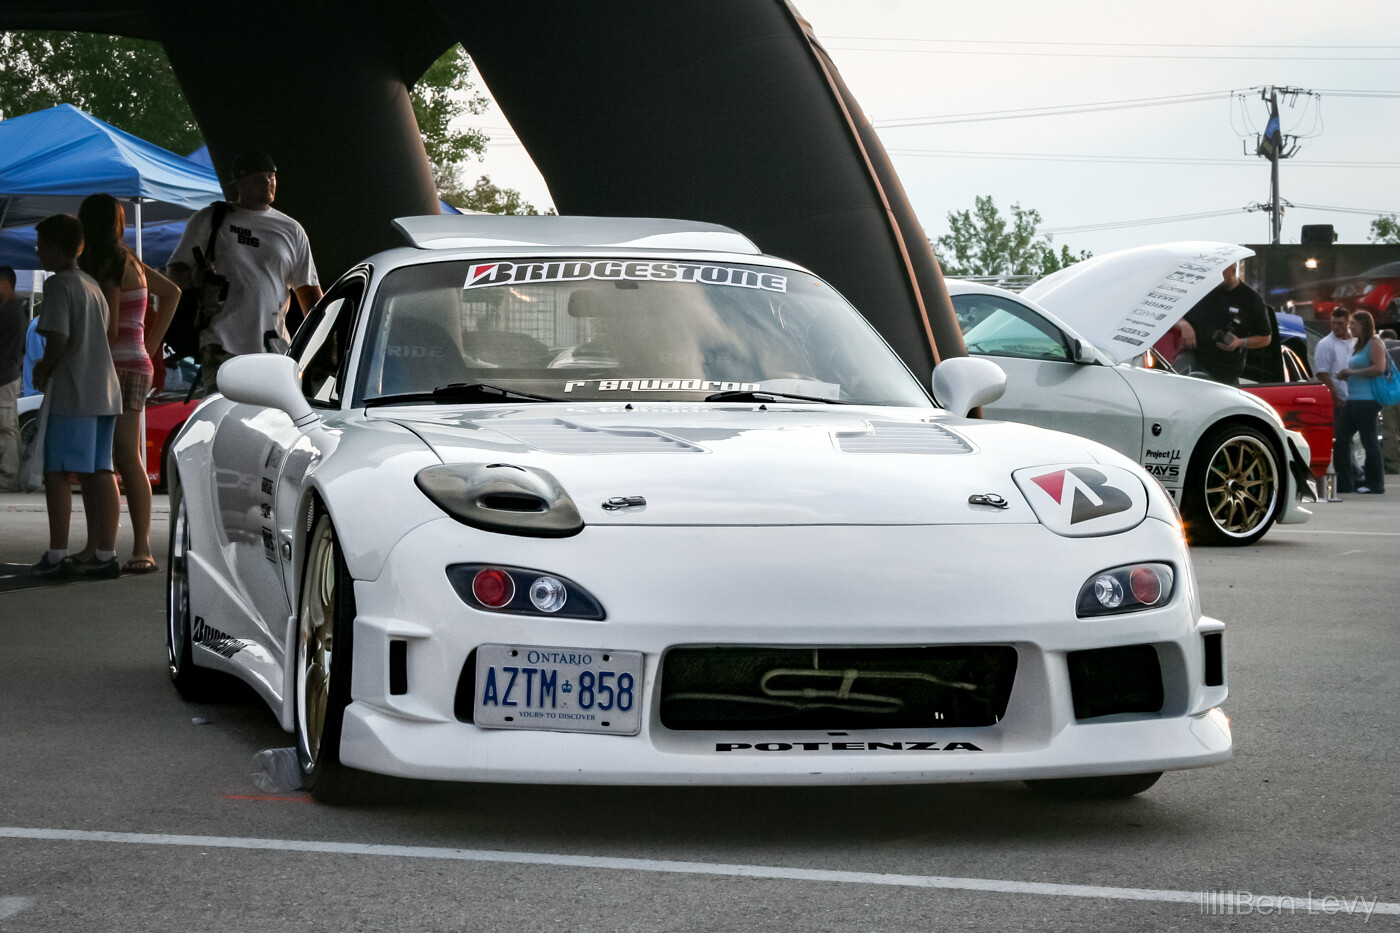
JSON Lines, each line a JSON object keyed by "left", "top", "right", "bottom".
{"left": 715, "top": 741, "right": 983, "bottom": 752}
{"left": 463, "top": 260, "right": 788, "bottom": 293}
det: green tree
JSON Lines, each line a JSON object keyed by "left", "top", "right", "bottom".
{"left": 411, "top": 44, "right": 489, "bottom": 171}
{"left": 410, "top": 45, "right": 548, "bottom": 213}
{"left": 440, "top": 174, "right": 551, "bottom": 215}
{"left": 935, "top": 195, "right": 1090, "bottom": 278}
{"left": 1, "top": 32, "right": 546, "bottom": 212}
{"left": 1368, "top": 214, "right": 1400, "bottom": 244}
{"left": 0, "top": 30, "right": 202, "bottom": 152}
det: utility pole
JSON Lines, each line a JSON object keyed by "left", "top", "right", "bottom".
{"left": 1245, "top": 86, "right": 1314, "bottom": 244}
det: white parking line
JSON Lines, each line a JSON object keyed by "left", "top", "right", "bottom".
{"left": 1271, "top": 528, "right": 1400, "bottom": 536}
{"left": 0, "top": 896, "right": 35, "bottom": 920}
{"left": 1, "top": 826, "right": 1394, "bottom": 916}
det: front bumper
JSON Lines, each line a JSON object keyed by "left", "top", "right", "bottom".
{"left": 338, "top": 518, "right": 1230, "bottom": 785}
{"left": 1280, "top": 431, "right": 1316, "bottom": 525}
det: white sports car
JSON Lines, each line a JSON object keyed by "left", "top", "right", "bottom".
{"left": 949, "top": 242, "right": 1315, "bottom": 547}
{"left": 166, "top": 216, "right": 1230, "bottom": 802}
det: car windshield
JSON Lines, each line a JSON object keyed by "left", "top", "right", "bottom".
{"left": 355, "top": 257, "right": 931, "bottom": 406}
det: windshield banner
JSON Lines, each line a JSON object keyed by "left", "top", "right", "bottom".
{"left": 463, "top": 260, "right": 788, "bottom": 293}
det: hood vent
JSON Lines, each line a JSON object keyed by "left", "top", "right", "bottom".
{"left": 415, "top": 463, "right": 583, "bottom": 537}
{"left": 834, "top": 421, "right": 972, "bottom": 455}
{"left": 496, "top": 419, "right": 705, "bottom": 454}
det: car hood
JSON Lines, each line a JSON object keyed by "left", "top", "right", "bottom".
{"left": 372, "top": 404, "right": 1120, "bottom": 527}
{"left": 1023, "top": 241, "right": 1255, "bottom": 365}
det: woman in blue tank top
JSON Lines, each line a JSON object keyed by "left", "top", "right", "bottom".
{"left": 1336, "top": 310, "right": 1388, "bottom": 493}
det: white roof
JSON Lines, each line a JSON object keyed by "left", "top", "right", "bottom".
{"left": 392, "top": 215, "right": 762, "bottom": 255}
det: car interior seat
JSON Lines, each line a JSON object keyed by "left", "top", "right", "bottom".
{"left": 380, "top": 296, "right": 472, "bottom": 394}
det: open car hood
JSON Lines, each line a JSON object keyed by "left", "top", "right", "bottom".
{"left": 1022, "top": 241, "right": 1255, "bottom": 365}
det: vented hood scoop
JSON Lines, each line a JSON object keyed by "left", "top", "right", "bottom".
{"left": 415, "top": 462, "right": 583, "bottom": 537}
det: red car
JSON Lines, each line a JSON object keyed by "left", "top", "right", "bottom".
{"left": 1240, "top": 344, "right": 1333, "bottom": 480}
{"left": 142, "top": 391, "right": 201, "bottom": 490}
{"left": 140, "top": 353, "right": 203, "bottom": 490}
{"left": 1310, "top": 261, "right": 1400, "bottom": 327}
{"left": 1153, "top": 313, "right": 1333, "bottom": 480}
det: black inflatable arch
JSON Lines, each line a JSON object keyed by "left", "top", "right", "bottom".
{"left": 0, "top": 0, "right": 961, "bottom": 379}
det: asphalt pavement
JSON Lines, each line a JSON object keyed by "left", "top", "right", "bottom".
{"left": 0, "top": 490, "right": 169, "bottom": 591}
{"left": 0, "top": 488, "right": 1396, "bottom": 931}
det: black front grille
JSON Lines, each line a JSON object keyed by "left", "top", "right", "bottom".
{"left": 660, "top": 646, "right": 1017, "bottom": 731}
{"left": 1067, "top": 644, "right": 1164, "bottom": 719}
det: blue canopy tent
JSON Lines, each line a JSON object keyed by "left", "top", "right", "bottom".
{"left": 0, "top": 104, "right": 223, "bottom": 260}
{"left": 0, "top": 219, "right": 189, "bottom": 270}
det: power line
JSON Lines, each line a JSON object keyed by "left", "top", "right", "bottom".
{"left": 822, "top": 43, "right": 1400, "bottom": 62}
{"left": 1311, "top": 89, "right": 1400, "bottom": 98}
{"left": 1043, "top": 209, "right": 1252, "bottom": 235}
{"left": 1044, "top": 204, "right": 1400, "bottom": 236}
{"left": 823, "top": 36, "right": 1400, "bottom": 51}
{"left": 875, "top": 87, "right": 1400, "bottom": 129}
{"left": 884, "top": 147, "right": 1400, "bottom": 169}
{"left": 1291, "top": 202, "right": 1400, "bottom": 216}
{"left": 874, "top": 91, "right": 1233, "bottom": 128}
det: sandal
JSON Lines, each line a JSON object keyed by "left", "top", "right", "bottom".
{"left": 122, "top": 557, "right": 161, "bottom": 574}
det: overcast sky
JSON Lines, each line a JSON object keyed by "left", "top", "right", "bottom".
{"left": 462, "top": 0, "right": 1400, "bottom": 257}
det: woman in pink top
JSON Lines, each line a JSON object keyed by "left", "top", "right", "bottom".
{"left": 78, "top": 194, "right": 182, "bottom": 573}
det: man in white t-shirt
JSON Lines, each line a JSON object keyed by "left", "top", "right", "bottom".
{"left": 168, "top": 151, "right": 323, "bottom": 392}
{"left": 1313, "top": 307, "right": 1358, "bottom": 492}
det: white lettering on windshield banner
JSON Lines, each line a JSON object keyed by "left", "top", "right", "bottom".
{"left": 463, "top": 260, "right": 788, "bottom": 293}
{"left": 563, "top": 379, "right": 760, "bottom": 393}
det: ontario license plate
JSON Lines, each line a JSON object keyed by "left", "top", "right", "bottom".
{"left": 474, "top": 644, "right": 643, "bottom": 735}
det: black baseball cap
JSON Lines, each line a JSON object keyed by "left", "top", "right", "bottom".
{"left": 231, "top": 151, "right": 277, "bottom": 178}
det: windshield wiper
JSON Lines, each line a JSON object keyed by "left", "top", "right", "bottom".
{"left": 364, "top": 383, "right": 559, "bottom": 407}
{"left": 704, "top": 389, "right": 846, "bottom": 404}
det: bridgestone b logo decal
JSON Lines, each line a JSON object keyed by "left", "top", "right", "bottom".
{"left": 1030, "top": 467, "right": 1134, "bottom": 524}
{"left": 463, "top": 260, "right": 787, "bottom": 293}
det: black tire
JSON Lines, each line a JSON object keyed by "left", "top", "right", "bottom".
{"left": 296, "top": 511, "right": 364, "bottom": 803}
{"left": 154, "top": 424, "right": 182, "bottom": 494}
{"left": 1182, "top": 423, "right": 1281, "bottom": 547}
{"left": 1026, "top": 772, "right": 1163, "bottom": 799}
{"left": 19, "top": 409, "right": 38, "bottom": 450}
{"left": 166, "top": 481, "right": 226, "bottom": 700}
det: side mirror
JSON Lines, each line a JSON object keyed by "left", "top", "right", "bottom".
{"left": 217, "top": 354, "right": 319, "bottom": 427}
{"left": 1071, "top": 338, "right": 1094, "bottom": 364}
{"left": 931, "top": 356, "right": 1006, "bottom": 418}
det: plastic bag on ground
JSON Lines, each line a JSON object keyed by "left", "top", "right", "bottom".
{"left": 252, "top": 747, "right": 305, "bottom": 792}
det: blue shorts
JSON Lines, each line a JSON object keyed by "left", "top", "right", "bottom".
{"left": 43, "top": 413, "right": 116, "bottom": 474}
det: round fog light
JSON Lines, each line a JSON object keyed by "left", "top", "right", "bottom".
{"left": 472, "top": 568, "right": 515, "bottom": 608}
{"left": 1129, "top": 567, "right": 1163, "bottom": 605}
{"left": 1093, "top": 574, "right": 1124, "bottom": 609}
{"left": 529, "top": 576, "right": 568, "bottom": 613}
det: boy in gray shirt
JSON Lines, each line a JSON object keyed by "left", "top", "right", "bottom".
{"left": 30, "top": 214, "right": 123, "bottom": 580}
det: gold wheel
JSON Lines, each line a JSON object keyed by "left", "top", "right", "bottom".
{"left": 297, "top": 517, "right": 339, "bottom": 772}
{"left": 1186, "top": 426, "right": 1281, "bottom": 546}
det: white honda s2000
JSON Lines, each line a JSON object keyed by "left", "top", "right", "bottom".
{"left": 166, "top": 216, "right": 1230, "bottom": 802}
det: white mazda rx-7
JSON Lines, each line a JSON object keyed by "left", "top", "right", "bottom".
{"left": 165, "top": 215, "right": 1230, "bottom": 802}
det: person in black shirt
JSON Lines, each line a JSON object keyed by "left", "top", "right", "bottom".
{"left": 1170, "top": 262, "right": 1271, "bottom": 386}
{"left": 0, "top": 266, "right": 28, "bottom": 491}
